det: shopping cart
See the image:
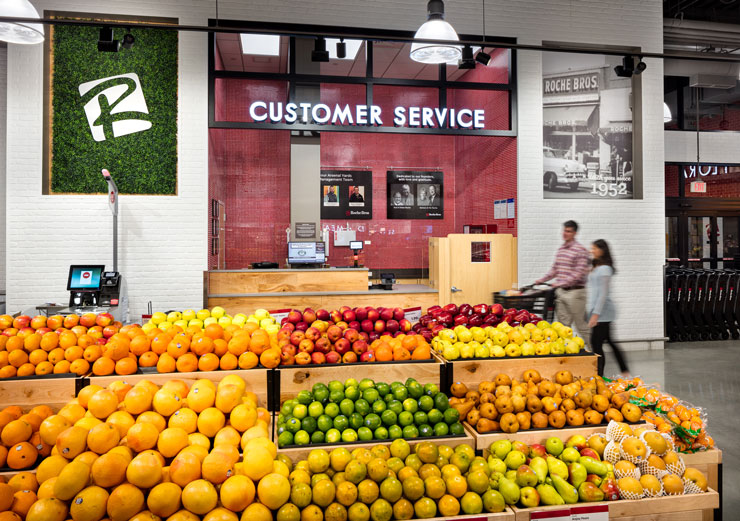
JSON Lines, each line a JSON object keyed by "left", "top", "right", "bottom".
{"left": 493, "top": 284, "right": 556, "bottom": 322}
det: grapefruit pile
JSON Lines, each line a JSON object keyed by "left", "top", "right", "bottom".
{"left": 0, "top": 405, "right": 54, "bottom": 471}
{"left": 0, "top": 375, "right": 287, "bottom": 521}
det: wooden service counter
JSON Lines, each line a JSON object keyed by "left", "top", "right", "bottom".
{"left": 204, "top": 268, "right": 439, "bottom": 314}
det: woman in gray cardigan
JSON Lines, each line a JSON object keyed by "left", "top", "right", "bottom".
{"left": 587, "top": 239, "right": 630, "bottom": 377}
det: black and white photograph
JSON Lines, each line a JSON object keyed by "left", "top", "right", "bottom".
{"left": 320, "top": 170, "right": 373, "bottom": 219}
{"left": 543, "top": 53, "right": 634, "bottom": 199}
{"left": 348, "top": 185, "right": 365, "bottom": 206}
{"left": 417, "top": 184, "right": 441, "bottom": 207}
{"left": 323, "top": 185, "right": 339, "bottom": 206}
{"left": 387, "top": 171, "right": 444, "bottom": 219}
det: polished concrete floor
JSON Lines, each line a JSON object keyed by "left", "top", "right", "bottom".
{"left": 603, "top": 341, "right": 740, "bottom": 521}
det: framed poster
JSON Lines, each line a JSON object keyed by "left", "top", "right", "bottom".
{"left": 320, "top": 170, "right": 372, "bottom": 219}
{"left": 543, "top": 53, "right": 633, "bottom": 199}
{"left": 387, "top": 171, "right": 443, "bottom": 219}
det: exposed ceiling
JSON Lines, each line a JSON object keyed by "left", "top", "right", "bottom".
{"left": 215, "top": 33, "right": 489, "bottom": 81}
{"left": 664, "top": 0, "right": 740, "bottom": 27}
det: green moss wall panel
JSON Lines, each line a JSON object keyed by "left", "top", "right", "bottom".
{"left": 50, "top": 24, "right": 178, "bottom": 194}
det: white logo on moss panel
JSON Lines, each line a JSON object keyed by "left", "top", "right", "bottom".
{"left": 78, "top": 73, "right": 152, "bottom": 142}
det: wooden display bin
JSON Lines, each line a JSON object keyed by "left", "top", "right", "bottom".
{"left": 511, "top": 489, "right": 719, "bottom": 521}
{"left": 472, "top": 424, "right": 614, "bottom": 452}
{"left": 87, "top": 368, "right": 272, "bottom": 409}
{"left": 444, "top": 353, "right": 599, "bottom": 393}
{"left": 407, "top": 510, "right": 515, "bottom": 521}
{"left": 682, "top": 448, "right": 722, "bottom": 495}
{"left": 275, "top": 422, "right": 477, "bottom": 462}
{"left": 0, "top": 374, "right": 78, "bottom": 412}
{"left": 274, "top": 359, "right": 445, "bottom": 411}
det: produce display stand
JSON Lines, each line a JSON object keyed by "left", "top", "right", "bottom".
{"left": 511, "top": 488, "right": 719, "bottom": 521}
{"left": 0, "top": 373, "right": 78, "bottom": 411}
{"left": 471, "top": 424, "right": 615, "bottom": 451}
{"left": 682, "top": 448, "right": 723, "bottom": 499}
{"left": 86, "top": 368, "right": 272, "bottom": 409}
{"left": 274, "top": 421, "right": 478, "bottom": 462}
{"left": 273, "top": 358, "right": 445, "bottom": 411}
{"left": 443, "top": 353, "right": 599, "bottom": 391}
{"left": 415, "top": 510, "right": 515, "bottom": 521}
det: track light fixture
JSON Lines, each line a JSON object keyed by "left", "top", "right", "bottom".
{"left": 98, "top": 27, "right": 120, "bottom": 52}
{"left": 459, "top": 45, "right": 476, "bottom": 69}
{"left": 122, "top": 29, "right": 135, "bottom": 49}
{"left": 614, "top": 55, "right": 646, "bottom": 78}
{"left": 311, "top": 37, "right": 329, "bottom": 62}
{"left": 336, "top": 38, "right": 346, "bottom": 59}
{"left": 475, "top": 50, "right": 491, "bottom": 66}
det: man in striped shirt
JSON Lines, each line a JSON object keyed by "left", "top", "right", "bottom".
{"left": 535, "top": 220, "right": 592, "bottom": 348}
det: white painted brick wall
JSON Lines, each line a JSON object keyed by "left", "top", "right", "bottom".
{"left": 0, "top": 44, "right": 6, "bottom": 295}
{"left": 6, "top": 0, "right": 666, "bottom": 343}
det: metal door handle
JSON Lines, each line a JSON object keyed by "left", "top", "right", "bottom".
{"left": 451, "top": 286, "right": 462, "bottom": 293}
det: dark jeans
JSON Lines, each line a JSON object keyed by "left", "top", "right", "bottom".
{"left": 590, "top": 322, "right": 629, "bottom": 376}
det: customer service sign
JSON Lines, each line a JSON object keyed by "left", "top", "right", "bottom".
{"left": 248, "top": 101, "right": 486, "bottom": 130}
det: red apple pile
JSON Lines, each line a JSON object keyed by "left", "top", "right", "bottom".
{"left": 413, "top": 303, "right": 541, "bottom": 338}
{"left": 277, "top": 306, "right": 415, "bottom": 365}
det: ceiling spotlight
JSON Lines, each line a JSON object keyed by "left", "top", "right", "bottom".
{"left": 311, "top": 37, "right": 329, "bottom": 62}
{"left": 336, "top": 39, "right": 346, "bottom": 59}
{"left": 614, "top": 55, "right": 646, "bottom": 78}
{"left": 459, "top": 45, "right": 475, "bottom": 69}
{"left": 634, "top": 57, "right": 647, "bottom": 75}
{"left": 0, "top": 0, "right": 44, "bottom": 44}
{"left": 475, "top": 50, "right": 491, "bottom": 66}
{"left": 98, "top": 27, "right": 121, "bottom": 52}
{"left": 410, "top": 0, "right": 462, "bottom": 64}
{"left": 122, "top": 30, "right": 135, "bottom": 49}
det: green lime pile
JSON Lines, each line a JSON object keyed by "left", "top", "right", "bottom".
{"left": 274, "top": 440, "right": 507, "bottom": 521}
{"left": 277, "top": 378, "right": 464, "bottom": 448}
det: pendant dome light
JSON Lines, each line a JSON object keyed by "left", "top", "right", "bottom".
{"left": 410, "top": 0, "right": 461, "bottom": 64}
{"left": 663, "top": 102, "right": 672, "bottom": 123}
{"left": 0, "top": 0, "right": 44, "bottom": 44}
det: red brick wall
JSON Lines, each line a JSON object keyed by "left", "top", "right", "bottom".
{"left": 665, "top": 164, "right": 679, "bottom": 197}
{"left": 683, "top": 166, "right": 740, "bottom": 198}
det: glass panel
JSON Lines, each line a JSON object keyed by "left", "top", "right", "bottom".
{"left": 447, "top": 89, "right": 509, "bottom": 131}
{"left": 214, "top": 79, "right": 289, "bottom": 122}
{"left": 216, "top": 33, "right": 289, "bottom": 73}
{"left": 447, "top": 47, "right": 509, "bottom": 83}
{"left": 373, "top": 41, "right": 439, "bottom": 80}
{"left": 319, "top": 40, "right": 367, "bottom": 77}
{"left": 666, "top": 217, "right": 679, "bottom": 260}
{"left": 688, "top": 217, "right": 711, "bottom": 269}
{"left": 471, "top": 242, "right": 491, "bottom": 262}
{"left": 682, "top": 164, "right": 740, "bottom": 198}
{"left": 720, "top": 217, "right": 740, "bottom": 261}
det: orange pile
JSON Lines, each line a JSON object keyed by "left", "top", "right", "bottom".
{"left": 0, "top": 404, "right": 54, "bottom": 471}
{"left": 368, "top": 334, "right": 432, "bottom": 362}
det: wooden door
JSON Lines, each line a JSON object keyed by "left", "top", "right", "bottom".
{"left": 447, "top": 234, "right": 515, "bottom": 305}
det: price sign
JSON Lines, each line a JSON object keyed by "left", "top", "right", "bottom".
{"left": 268, "top": 309, "right": 292, "bottom": 324}
{"left": 403, "top": 307, "right": 422, "bottom": 323}
{"left": 530, "top": 509, "right": 572, "bottom": 521}
{"left": 571, "top": 504, "right": 609, "bottom": 521}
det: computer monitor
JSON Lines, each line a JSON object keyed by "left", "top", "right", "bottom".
{"left": 349, "top": 241, "right": 363, "bottom": 250}
{"left": 288, "top": 242, "right": 326, "bottom": 264}
{"left": 67, "top": 265, "right": 105, "bottom": 291}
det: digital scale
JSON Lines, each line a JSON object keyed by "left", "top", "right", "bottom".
{"left": 47, "top": 169, "right": 129, "bottom": 322}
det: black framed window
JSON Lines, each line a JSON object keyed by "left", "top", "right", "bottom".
{"left": 208, "top": 20, "right": 517, "bottom": 137}
{"left": 665, "top": 75, "right": 740, "bottom": 132}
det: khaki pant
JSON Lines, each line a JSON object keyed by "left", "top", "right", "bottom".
{"left": 555, "top": 287, "right": 590, "bottom": 348}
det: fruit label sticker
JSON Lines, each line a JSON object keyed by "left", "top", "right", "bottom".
{"left": 530, "top": 509, "right": 572, "bottom": 521}
{"left": 571, "top": 504, "right": 609, "bottom": 521}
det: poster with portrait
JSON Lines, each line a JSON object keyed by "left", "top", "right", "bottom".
{"left": 543, "top": 53, "right": 634, "bottom": 199}
{"left": 320, "top": 170, "right": 372, "bottom": 219}
{"left": 387, "top": 171, "right": 443, "bottom": 219}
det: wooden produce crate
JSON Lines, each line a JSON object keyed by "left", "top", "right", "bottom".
{"left": 275, "top": 422, "right": 477, "bottom": 462}
{"left": 87, "top": 368, "right": 272, "bottom": 409}
{"left": 412, "top": 510, "right": 515, "bottom": 521}
{"left": 274, "top": 358, "right": 445, "bottom": 411}
{"left": 682, "top": 448, "right": 722, "bottom": 495}
{"left": 443, "top": 354, "right": 599, "bottom": 393}
{"left": 0, "top": 374, "right": 78, "bottom": 411}
{"left": 473, "top": 424, "right": 613, "bottom": 452}
{"left": 511, "top": 488, "right": 719, "bottom": 521}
